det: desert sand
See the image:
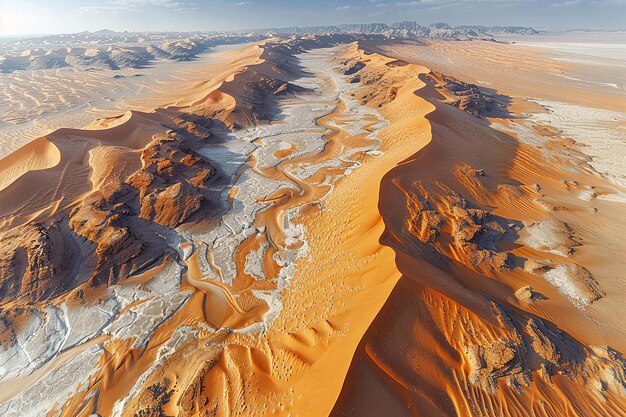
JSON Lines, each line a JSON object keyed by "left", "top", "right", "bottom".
{"left": 0, "top": 42, "right": 254, "bottom": 159}
{"left": 332, "top": 37, "right": 626, "bottom": 417}
{"left": 0, "top": 31, "right": 625, "bottom": 417}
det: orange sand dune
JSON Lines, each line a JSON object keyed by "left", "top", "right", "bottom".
{"left": 0, "top": 137, "right": 61, "bottom": 193}
{"left": 0, "top": 110, "right": 170, "bottom": 229}
{"left": 331, "top": 42, "right": 626, "bottom": 417}
{"left": 360, "top": 38, "right": 625, "bottom": 112}
{"left": 0, "top": 35, "right": 625, "bottom": 417}
{"left": 0, "top": 43, "right": 268, "bottom": 231}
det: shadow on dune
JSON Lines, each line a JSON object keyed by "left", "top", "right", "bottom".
{"left": 331, "top": 77, "right": 626, "bottom": 417}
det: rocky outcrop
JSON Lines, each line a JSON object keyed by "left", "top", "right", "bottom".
{"left": 465, "top": 338, "right": 524, "bottom": 393}
{"left": 70, "top": 194, "right": 139, "bottom": 260}
{"left": 515, "top": 286, "right": 543, "bottom": 302}
{"left": 405, "top": 180, "right": 518, "bottom": 273}
{"left": 0, "top": 223, "right": 74, "bottom": 303}
{"left": 69, "top": 191, "right": 146, "bottom": 287}
{"left": 428, "top": 71, "right": 495, "bottom": 116}
{"left": 126, "top": 136, "right": 216, "bottom": 228}
{"left": 464, "top": 305, "right": 626, "bottom": 397}
{"left": 139, "top": 182, "right": 203, "bottom": 229}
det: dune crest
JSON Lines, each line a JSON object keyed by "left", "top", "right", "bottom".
{"left": 0, "top": 138, "right": 61, "bottom": 192}
{"left": 331, "top": 41, "right": 626, "bottom": 417}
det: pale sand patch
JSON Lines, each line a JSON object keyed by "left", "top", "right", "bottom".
{"left": 0, "top": 43, "right": 255, "bottom": 158}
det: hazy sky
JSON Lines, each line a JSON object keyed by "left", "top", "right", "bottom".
{"left": 1, "top": 0, "right": 625, "bottom": 36}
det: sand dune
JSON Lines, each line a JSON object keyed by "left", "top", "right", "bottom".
{"left": 0, "top": 137, "right": 61, "bottom": 192}
{"left": 0, "top": 32, "right": 264, "bottom": 74}
{"left": 0, "top": 42, "right": 258, "bottom": 158}
{"left": 331, "top": 40, "right": 626, "bottom": 417}
{"left": 0, "top": 32, "right": 625, "bottom": 417}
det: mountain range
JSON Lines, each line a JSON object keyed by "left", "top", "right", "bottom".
{"left": 250, "top": 21, "right": 539, "bottom": 38}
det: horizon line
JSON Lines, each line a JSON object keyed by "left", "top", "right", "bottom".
{"left": 2, "top": 20, "right": 626, "bottom": 39}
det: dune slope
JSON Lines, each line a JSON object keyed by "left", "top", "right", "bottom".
{"left": 331, "top": 42, "right": 626, "bottom": 417}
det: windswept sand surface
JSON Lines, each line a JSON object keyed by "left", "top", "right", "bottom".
{"left": 0, "top": 33, "right": 625, "bottom": 417}
{"left": 0, "top": 43, "right": 251, "bottom": 158}
{"left": 361, "top": 35, "right": 625, "bottom": 110}
{"left": 331, "top": 36, "right": 626, "bottom": 417}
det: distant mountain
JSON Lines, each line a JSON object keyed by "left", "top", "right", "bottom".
{"left": 250, "top": 21, "right": 539, "bottom": 39}
{"left": 456, "top": 25, "right": 540, "bottom": 35}
{"left": 92, "top": 29, "right": 118, "bottom": 35}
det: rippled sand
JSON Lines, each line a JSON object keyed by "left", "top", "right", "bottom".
{"left": 1, "top": 34, "right": 626, "bottom": 417}
{"left": 0, "top": 43, "right": 250, "bottom": 158}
